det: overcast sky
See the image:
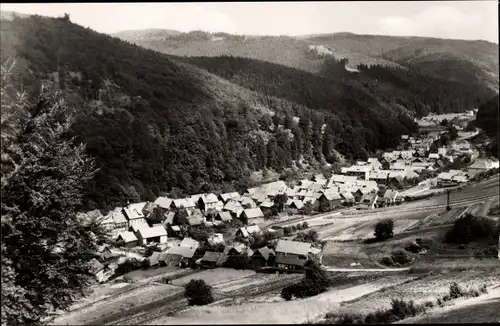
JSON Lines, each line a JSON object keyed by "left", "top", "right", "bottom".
{"left": 1, "top": 1, "right": 498, "bottom": 42}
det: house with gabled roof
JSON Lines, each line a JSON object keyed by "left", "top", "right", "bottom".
{"left": 154, "top": 197, "right": 173, "bottom": 211}
{"left": 358, "top": 193, "right": 378, "bottom": 210}
{"left": 260, "top": 200, "right": 275, "bottom": 215}
{"left": 251, "top": 246, "right": 276, "bottom": 267}
{"left": 299, "top": 179, "right": 314, "bottom": 189}
{"left": 235, "top": 225, "right": 262, "bottom": 238}
{"left": 215, "top": 211, "right": 232, "bottom": 222}
{"left": 241, "top": 207, "right": 264, "bottom": 222}
{"left": 179, "top": 237, "right": 200, "bottom": 250}
{"left": 116, "top": 231, "right": 138, "bottom": 248}
{"left": 135, "top": 226, "right": 168, "bottom": 246}
{"left": 87, "top": 258, "right": 106, "bottom": 283}
{"left": 367, "top": 158, "right": 382, "bottom": 170}
{"left": 171, "top": 198, "right": 196, "bottom": 210}
{"left": 318, "top": 191, "right": 342, "bottom": 210}
{"left": 275, "top": 240, "right": 311, "bottom": 271}
{"left": 104, "top": 207, "right": 128, "bottom": 230}
{"left": 159, "top": 245, "right": 197, "bottom": 267}
{"left": 198, "top": 193, "right": 219, "bottom": 211}
{"left": 199, "top": 251, "right": 226, "bottom": 268}
{"left": 218, "top": 192, "right": 241, "bottom": 203}
{"left": 341, "top": 164, "right": 373, "bottom": 180}
{"left": 123, "top": 203, "right": 147, "bottom": 228}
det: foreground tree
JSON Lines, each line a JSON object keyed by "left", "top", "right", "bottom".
{"left": 374, "top": 219, "right": 394, "bottom": 241}
{"left": 1, "top": 69, "right": 105, "bottom": 325}
{"left": 184, "top": 279, "right": 214, "bottom": 306}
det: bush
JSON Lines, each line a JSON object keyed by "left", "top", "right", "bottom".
{"left": 374, "top": 219, "right": 394, "bottom": 241}
{"left": 405, "top": 242, "right": 422, "bottom": 254}
{"left": 184, "top": 279, "right": 214, "bottom": 306}
{"left": 445, "top": 213, "right": 498, "bottom": 244}
{"left": 114, "top": 258, "right": 143, "bottom": 277}
{"left": 302, "top": 222, "right": 309, "bottom": 229}
{"left": 391, "top": 249, "right": 413, "bottom": 265}
{"left": 449, "top": 282, "right": 464, "bottom": 299}
{"left": 224, "top": 255, "right": 252, "bottom": 270}
{"left": 280, "top": 259, "right": 331, "bottom": 300}
{"left": 380, "top": 256, "right": 395, "bottom": 266}
{"left": 283, "top": 226, "right": 292, "bottom": 236}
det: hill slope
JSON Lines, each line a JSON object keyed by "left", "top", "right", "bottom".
{"left": 114, "top": 30, "right": 499, "bottom": 92}
{"left": 0, "top": 15, "right": 494, "bottom": 210}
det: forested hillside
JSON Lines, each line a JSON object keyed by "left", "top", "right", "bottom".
{"left": 475, "top": 94, "right": 499, "bottom": 158}
{"left": 0, "top": 15, "right": 495, "bottom": 211}
{"left": 115, "top": 30, "right": 499, "bottom": 92}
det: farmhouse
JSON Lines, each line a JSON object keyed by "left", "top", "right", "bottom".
{"left": 160, "top": 245, "right": 197, "bottom": 267}
{"left": 275, "top": 240, "right": 311, "bottom": 271}
{"left": 87, "top": 258, "right": 106, "bottom": 283}
{"left": 123, "top": 203, "right": 147, "bottom": 228}
{"left": 218, "top": 192, "right": 241, "bottom": 203}
{"left": 199, "top": 251, "right": 226, "bottom": 268}
{"left": 358, "top": 193, "right": 378, "bottom": 210}
{"left": 154, "top": 196, "right": 172, "bottom": 211}
{"left": 135, "top": 226, "right": 168, "bottom": 246}
{"left": 260, "top": 200, "right": 275, "bottom": 215}
{"left": 251, "top": 247, "right": 276, "bottom": 268}
{"left": 215, "top": 211, "right": 232, "bottom": 222}
{"left": 318, "top": 191, "right": 342, "bottom": 210}
{"left": 198, "top": 193, "right": 219, "bottom": 211}
{"left": 241, "top": 207, "right": 264, "bottom": 222}
{"left": 341, "top": 164, "right": 372, "bottom": 180}
{"left": 116, "top": 231, "right": 138, "bottom": 248}
{"left": 171, "top": 198, "right": 196, "bottom": 210}
{"left": 235, "top": 225, "right": 262, "bottom": 238}
{"left": 105, "top": 207, "right": 128, "bottom": 230}
{"left": 240, "top": 196, "right": 257, "bottom": 208}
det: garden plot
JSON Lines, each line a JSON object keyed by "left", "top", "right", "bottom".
{"left": 147, "top": 275, "right": 414, "bottom": 325}
{"left": 392, "top": 220, "right": 420, "bottom": 234}
{"left": 213, "top": 273, "right": 300, "bottom": 294}
{"left": 171, "top": 268, "right": 256, "bottom": 287}
{"left": 50, "top": 283, "right": 182, "bottom": 325}
{"left": 340, "top": 269, "right": 500, "bottom": 315}
{"left": 66, "top": 282, "right": 135, "bottom": 312}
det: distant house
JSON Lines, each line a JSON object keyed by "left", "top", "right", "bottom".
{"left": 367, "top": 158, "right": 382, "bottom": 170}
{"left": 87, "top": 258, "right": 106, "bottom": 283}
{"left": 215, "top": 211, "right": 232, "bottom": 222}
{"left": 116, "top": 231, "right": 138, "bottom": 248}
{"left": 148, "top": 251, "right": 161, "bottom": 267}
{"left": 198, "top": 193, "right": 220, "bottom": 212}
{"left": 260, "top": 200, "right": 275, "bottom": 215}
{"left": 226, "top": 242, "right": 248, "bottom": 256}
{"left": 208, "top": 233, "right": 224, "bottom": 245}
{"left": 318, "top": 192, "right": 342, "bottom": 211}
{"left": 105, "top": 207, "right": 128, "bottom": 230}
{"left": 154, "top": 197, "right": 172, "bottom": 211}
{"left": 428, "top": 153, "right": 440, "bottom": 161}
{"left": 358, "top": 193, "right": 378, "bottom": 210}
{"left": 286, "top": 199, "right": 304, "bottom": 213}
{"left": 241, "top": 207, "right": 264, "bottom": 222}
{"left": 275, "top": 240, "right": 311, "bottom": 271}
{"left": 171, "top": 198, "right": 196, "bottom": 210}
{"left": 251, "top": 247, "right": 276, "bottom": 268}
{"left": 240, "top": 197, "right": 256, "bottom": 209}
{"left": 160, "top": 245, "right": 197, "bottom": 267}
{"left": 341, "top": 164, "right": 372, "bottom": 180}
{"left": 468, "top": 159, "right": 496, "bottom": 175}
{"left": 123, "top": 203, "right": 147, "bottom": 228}
{"left": 401, "top": 135, "right": 409, "bottom": 140}
{"left": 340, "top": 191, "right": 355, "bottom": 204}
{"left": 135, "top": 226, "right": 168, "bottom": 246}
{"left": 218, "top": 192, "right": 241, "bottom": 203}
{"left": 199, "top": 251, "right": 226, "bottom": 268}
{"left": 223, "top": 200, "right": 243, "bottom": 213}
{"left": 235, "top": 225, "right": 261, "bottom": 238}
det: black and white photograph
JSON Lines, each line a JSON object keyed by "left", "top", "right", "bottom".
{"left": 1, "top": 1, "right": 499, "bottom": 325}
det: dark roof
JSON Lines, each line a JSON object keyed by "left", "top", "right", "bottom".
{"left": 253, "top": 247, "right": 274, "bottom": 261}
{"left": 275, "top": 254, "right": 307, "bottom": 267}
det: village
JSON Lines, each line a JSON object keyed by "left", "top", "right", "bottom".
{"left": 79, "top": 109, "right": 499, "bottom": 286}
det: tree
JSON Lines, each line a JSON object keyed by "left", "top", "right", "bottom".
{"left": 184, "top": 279, "right": 214, "bottom": 306}
{"left": 302, "top": 201, "right": 313, "bottom": 215}
{"left": 374, "top": 219, "right": 394, "bottom": 241}
{"left": 146, "top": 206, "right": 164, "bottom": 226}
{"left": 173, "top": 207, "right": 189, "bottom": 225}
{"left": 274, "top": 193, "right": 288, "bottom": 212}
{"left": 1, "top": 78, "right": 105, "bottom": 325}
{"left": 440, "top": 119, "right": 449, "bottom": 126}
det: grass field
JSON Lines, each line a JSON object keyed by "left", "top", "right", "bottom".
{"left": 171, "top": 268, "right": 256, "bottom": 287}
{"left": 51, "top": 283, "right": 183, "bottom": 325}
{"left": 148, "top": 275, "right": 414, "bottom": 325}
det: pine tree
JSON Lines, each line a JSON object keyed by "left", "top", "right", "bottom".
{"left": 1, "top": 76, "right": 105, "bottom": 325}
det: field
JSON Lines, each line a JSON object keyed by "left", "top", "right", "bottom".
{"left": 51, "top": 283, "right": 183, "bottom": 325}
{"left": 171, "top": 268, "right": 256, "bottom": 287}
{"left": 147, "top": 275, "right": 415, "bottom": 325}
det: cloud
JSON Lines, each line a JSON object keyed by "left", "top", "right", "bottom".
{"left": 375, "top": 4, "right": 487, "bottom": 40}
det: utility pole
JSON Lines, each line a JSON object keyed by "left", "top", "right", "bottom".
{"left": 446, "top": 189, "right": 451, "bottom": 211}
